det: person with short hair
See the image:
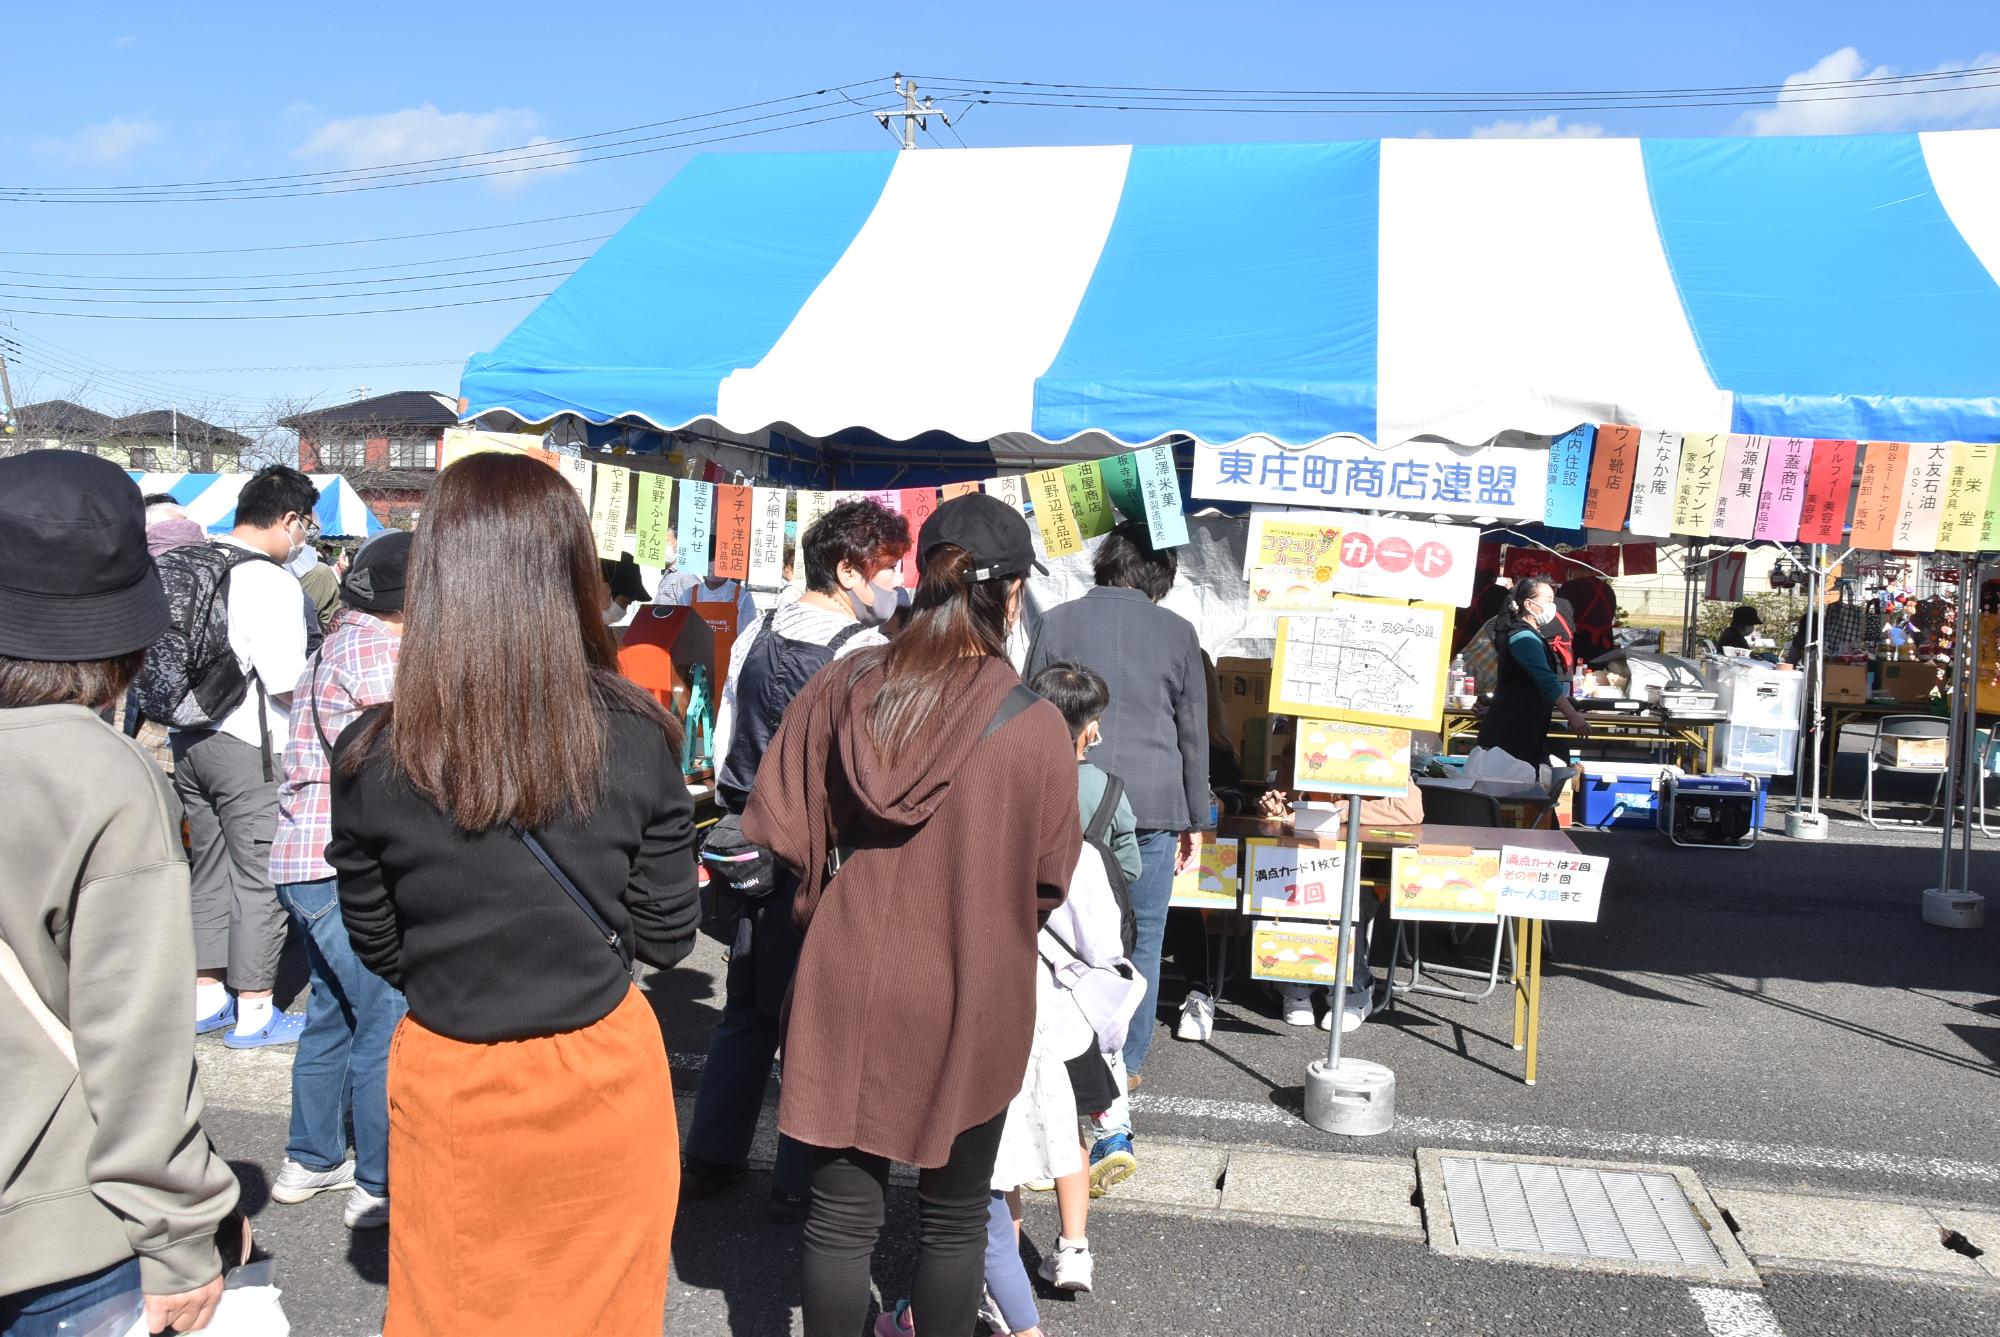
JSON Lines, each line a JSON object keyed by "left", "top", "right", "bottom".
{"left": 1, "top": 451, "right": 241, "bottom": 1335}
{"left": 1718, "top": 604, "right": 1763, "bottom": 652}
{"left": 266, "top": 531, "right": 414, "bottom": 1231}
{"left": 175, "top": 464, "right": 322, "bottom": 1048}
{"left": 327, "top": 453, "right": 698, "bottom": 1334}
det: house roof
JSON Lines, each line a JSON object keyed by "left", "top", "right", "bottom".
{"left": 106, "top": 410, "right": 250, "bottom": 447}
{"left": 11, "top": 399, "right": 116, "bottom": 436}
{"left": 280, "top": 390, "right": 459, "bottom": 432}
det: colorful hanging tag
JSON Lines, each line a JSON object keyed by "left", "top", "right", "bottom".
{"left": 1848, "top": 443, "right": 1906, "bottom": 550}
{"left": 1710, "top": 434, "right": 1770, "bottom": 539}
{"left": 1935, "top": 443, "right": 1994, "bottom": 552}
{"left": 1981, "top": 447, "right": 2000, "bottom": 552}
{"left": 1541, "top": 425, "right": 1594, "bottom": 531}
{"left": 632, "top": 473, "right": 674, "bottom": 567}
{"left": 590, "top": 463, "right": 630, "bottom": 561}
{"left": 1796, "top": 440, "right": 1856, "bottom": 546}
{"left": 555, "top": 454, "right": 594, "bottom": 512}
{"left": 1581, "top": 423, "right": 1638, "bottom": 530}
{"left": 1026, "top": 468, "right": 1084, "bottom": 558}
{"left": 1623, "top": 430, "right": 1683, "bottom": 537}
{"left": 939, "top": 481, "right": 981, "bottom": 500}
{"left": 748, "top": 487, "right": 789, "bottom": 586}
{"left": 677, "top": 480, "right": 713, "bottom": 578}
{"left": 1062, "top": 461, "right": 1114, "bottom": 538}
{"left": 898, "top": 487, "right": 940, "bottom": 585}
{"left": 1102, "top": 451, "right": 1145, "bottom": 521}
{"left": 1670, "top": 432, "right": 1724, "bottom": 538}
{"left": 983, "top": 475, "right": 1028, "bottom": 515}
{"left": 1753, "top": 437, "right": 1813, "bottom": 542}
{"left": 1134, "top": 443, "right": 1189, "bottom": 548}
{"left": 793, "top": 490, "right": 831, "bottom": 545}
{"left": 712, "top": 484, "right": 753, "bottom": 580}
{"left": 1891, "top": 442, "right": 1947, "bottom": 552}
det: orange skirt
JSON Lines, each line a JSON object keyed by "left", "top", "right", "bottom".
{"left": 383, "top": 986, "right": 679, "bottom": 1336}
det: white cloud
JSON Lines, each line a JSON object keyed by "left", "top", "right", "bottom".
{"left": 30, "top": 117, "right": 163, "bottom": 165}
{"left": 1469, "top": 115, "right": 1608, "bottom": 140}
{"left": 294, "top": 104, "right": 579, "bottom": 187}
{"left": 1741, "top": 47, "right": 2000, "bottom": 136}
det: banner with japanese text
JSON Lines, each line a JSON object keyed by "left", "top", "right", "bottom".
{"left": 1193, "top": 435, "right": 1547, "bottom": 522}
{"left": 1711, "top": 434, "right": 1770, "bottom": 540}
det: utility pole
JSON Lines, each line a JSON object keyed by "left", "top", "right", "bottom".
{"left": 875, "top": 74, "right": 950, "bottom": 150}
{"left": 0, "top": 344, "right": 16, "bottom": 446}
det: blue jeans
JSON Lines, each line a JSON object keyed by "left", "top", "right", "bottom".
{"left": 1119, "top": 829, "right": 1180, "bottom": 1078}
{"left": 277, "top": 879, "right": 407, "bottom": 1197}
{"left": 983, "top": 1193, "right": 1038, "bottom": 1333}
{"left": 0, "top": 1257, "right": 141, "bottom": 1335}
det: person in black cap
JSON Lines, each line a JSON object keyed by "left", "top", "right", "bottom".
{"left": 266, "top": 528, "right": 414, "bottom": 1231}
{"left": 1718, "top": 603, "right": 1763, "bottom": 652}
{"left": 600, "top": 552, "right": 651, "bottom": 626}
{"left": 1024, "top": 518, "right": 1210, "bottom": 1190}
{"left": 0, "top": 451, "right": 241, "bottom": 1335}
{"left": 742, "top": 491, "right": 1078, "bottom": 1337}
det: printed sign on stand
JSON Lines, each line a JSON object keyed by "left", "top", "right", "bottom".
{"left": 1246, "top": 509, "right": 1478, "bottom": 609}
{"left": 1249, "top": 921, "right": 1354, "bottom": 987}
{"left": 1169, "top": 837, "right": 1241, "bottom": 910}
{"left": 1269, "top": 600, "right": 1452, "bottom": 730}
{"left": 1292, "top": 721, "right": 1412, "bottom": 796}
{"left": 1241, "top": 839, "right": 1354, "bottom": 920}
{"left": 1388, "top": 846, "right": 1501, "bottom": 923}
{"left": 1496, "top": 846, "right": 1608, "bottom": 922}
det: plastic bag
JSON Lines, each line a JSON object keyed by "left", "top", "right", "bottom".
{"left": 1458, "top": 746, "right": 1537, "bottom": 785}
{"left": 62, "top": 1261, "right": 288, "bottom": 1337}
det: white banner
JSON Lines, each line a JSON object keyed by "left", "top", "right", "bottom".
{"left": 1193, "top": 434, "right": 1548, "bottom": 522}
{"left": 748, "top": 486, "right": 789, "bottom": 589}
{"left": 1624, "top": 429, "right": 1682, "bottom": 537}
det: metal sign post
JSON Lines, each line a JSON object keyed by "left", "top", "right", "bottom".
{"left": 1302, "top": 801, "right": 1397, "bottom": 1135}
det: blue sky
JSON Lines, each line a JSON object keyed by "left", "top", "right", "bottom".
{"left": 2, "top": 1, "right": 1994, "bottom": 438}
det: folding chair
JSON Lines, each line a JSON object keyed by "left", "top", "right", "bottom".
{"left": 1389, "top": 783, "right": 1513, "bottom": 1003}
{"left": 1861, "top": 714, "right": 1950, "bottom": 829}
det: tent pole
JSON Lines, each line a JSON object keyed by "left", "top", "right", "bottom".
{"left": 1937, "top": 558, "right": 1969, "bottom": 896}
{"left": 1960, "top": 560, "right": 1981, "bottom": 893}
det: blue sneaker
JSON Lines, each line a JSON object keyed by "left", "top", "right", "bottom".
{"left": 1088, "top": 1133, "right": 1136, "bottom": 1198}
{"left": 223, "top": 1010, "right": 307, "bottom": 1049}
{"left": 195, "top": 996, "right": 237, "bottom": 1036}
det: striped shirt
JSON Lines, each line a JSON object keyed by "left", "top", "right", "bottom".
{"left": 269, "top": 610, "right": 400, "bottom": 885}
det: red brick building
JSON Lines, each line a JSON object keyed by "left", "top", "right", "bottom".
{"left": 282, "top": 390, "right": 460, "bottom": 528}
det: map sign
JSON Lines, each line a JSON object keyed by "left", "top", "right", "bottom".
{"left": 1268, "top": 599, "right": 1453, "bottom": 730}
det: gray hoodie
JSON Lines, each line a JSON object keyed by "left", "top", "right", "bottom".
{"left": 0, "top": 704, "right": 238, "bottom": 1296}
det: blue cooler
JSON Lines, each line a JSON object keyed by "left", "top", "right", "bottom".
{"left": 1574, "top": 762, "right": 1678, "bottom": 830}
{"left": 1657, "top": 773, "right": 1763, "bottom": 849}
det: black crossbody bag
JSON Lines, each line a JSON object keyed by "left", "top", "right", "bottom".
{"left": 510, "top": 822, "right": 639, "bottom": 982}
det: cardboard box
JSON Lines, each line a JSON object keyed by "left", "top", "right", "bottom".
{"left": 1823, "top": 663, "right": 1868, "bottom": 704}
{"left": 1880, "top": 660, "right": 1940, "bottom": 704}
{"left": 1881, "top": 734, "right": 1948, "bottom": 769}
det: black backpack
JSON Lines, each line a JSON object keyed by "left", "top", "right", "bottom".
{"left": 135, "top": 543, "right": 280, "bottom": 730}
{"left": 1085, "top": 772, "right": 1139, "bottom": 957}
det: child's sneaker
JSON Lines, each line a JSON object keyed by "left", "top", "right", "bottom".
{"left": 1088, "top": 1133, "right": 1136, "bottom": 1197}
{"left": 976, "top": 1287, "right": 1009, "bottom": 1334}
{"left": 873, "top": 1299, "right": 913, "bottom": 1336}
{"left": 1038, "top": 1238, "right": 1095, "bottom": 1293}
{"left": 1279, "top": 982, "right": 1317, "bottom": 1026}
{"left": 1176, "top": 990, "right": 1215, "bottom": 1041}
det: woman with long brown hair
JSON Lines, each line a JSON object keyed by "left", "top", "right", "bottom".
{"left": 744, "top": 493, "right": 1081, "bottom": 1337}
{"left": 326, "top": 452, "right": 698, "bottom": 1335}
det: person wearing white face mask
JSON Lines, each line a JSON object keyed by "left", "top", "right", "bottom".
{"left": 1475, "top": 577, "right": 1593, "bottom": 771}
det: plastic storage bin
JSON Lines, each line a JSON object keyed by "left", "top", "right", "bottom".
{"left": 1718, "top": 722, "right": 1798, "bottom": 776}
{"left": 1574, "top": 762, "right": 1681, "bottom": 829}
{"left": 1704, "top": 659, "right": 1807, "bottom": 727}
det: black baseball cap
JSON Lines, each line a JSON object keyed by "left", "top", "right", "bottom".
{"left": 917, "top": 492, "right": 1047, "bottom": 583}
{"left": 342, "top": 530, "right": 413, "bottom": 613}
{"left": 0, "top": 449, "right": 169, "bottom": 660}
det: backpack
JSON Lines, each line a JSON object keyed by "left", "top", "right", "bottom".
{"left": 1084, "top": 772, "right": 1139, "bottom": 957}
{"left": 135, "top": 542, "right": 278, "bottom": 730}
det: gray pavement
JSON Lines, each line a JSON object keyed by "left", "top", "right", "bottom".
{"left": 194, "top": 782, "right": 1999, "bottom": 1334}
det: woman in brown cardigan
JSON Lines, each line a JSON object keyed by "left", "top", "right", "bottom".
{"left": 744, "top": 492, "right": 1081, "bottom": 1337}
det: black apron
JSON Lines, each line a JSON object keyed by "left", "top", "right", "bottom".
{"left": 1476, "top": 625, "right": 1557, "bottom": 768}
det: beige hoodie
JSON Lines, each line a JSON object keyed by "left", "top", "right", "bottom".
{"left": 0, "top": 704, "right": 238, "bottom": 1296}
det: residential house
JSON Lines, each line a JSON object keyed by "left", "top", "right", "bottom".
{"left": 283, "top": 390, "right": 459, "bottom": 527}
{"left": 2, "top": 400, "right": 246, "bottom": 471}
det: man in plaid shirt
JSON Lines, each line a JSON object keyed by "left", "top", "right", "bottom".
{"left": 265, "top": 532, "right": 411, "bottom": 1232}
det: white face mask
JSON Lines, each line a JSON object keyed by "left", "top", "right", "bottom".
{"left": 660, "top": 544, "right": 678, "bottom": 572}
{"left": 1531, "top": 603, "right": 1557, "bottom": 628}
{"left": 286, "top": 543, "right": 319, "bottom": 578}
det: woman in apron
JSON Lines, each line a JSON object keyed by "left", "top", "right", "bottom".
{"left": 1476, "top": 578, "right": 1593, "bottom": 771}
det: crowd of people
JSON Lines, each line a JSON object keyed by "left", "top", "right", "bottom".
{"left": 0, "top": 448, "right": 1308, "bottom": 1336}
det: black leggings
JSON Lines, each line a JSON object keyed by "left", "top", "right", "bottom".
{"left": 800, "top": 1109, "right": 1009, "bottom": 1337}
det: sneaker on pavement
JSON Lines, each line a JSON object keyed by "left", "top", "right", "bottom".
{"left": 1038, "top": 1240, "right": 1095, "bottom": 1293}
{"left": 976, "top": 1287, "right": 1009, "bottom": 1334}
{"left": 1176, "top": 990, "right": 1215, "bottom": 1041}
{"left": 270, "top": 1157, "right": 356, "bottom": 1204}
{"left": 1318, "top": 1002, "right": 1366, "bottom": 1033}
{"left": 873, "top": 1299, "right": 913, "bottom": 1337}
{"left": 768, "top": 1190, "right": 810, "bottom": 1224}
{"left": 1088, "top": 1133, "right": 1136, "bottom": 1198}
{"left": 1022, "top": 1177, "right": 1055, "bottom": 1192}
{"left": 680, "top": 1157, "right": 747, "bottom": 1197}
{"left": 343, "top": 1186, "right": 390, "bottom": 1230}
{"left": 194, "top": 997, "right": 237, "bottom": 1036}
{"left": 222, "top": 1010, "right": 306, "bottom": 1050}
{"left": 1279, "top": 983, "right": 1316, "bottom": 1026}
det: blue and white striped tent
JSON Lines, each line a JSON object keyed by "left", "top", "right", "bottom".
{"left": 462, "top": 131, "right": 2000, "bottom": 457}
{"left": 130, "top": 472, "right": 387, "bottom": 539}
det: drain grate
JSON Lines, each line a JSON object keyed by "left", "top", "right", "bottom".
{"left": 1439, "top": 1155, "right": 1722, "bottom": 1266}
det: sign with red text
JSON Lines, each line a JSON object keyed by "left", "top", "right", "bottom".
{"left": 1245, "top": 507, "right": 1478, "bottom": 609}
{"left": 1495, "top": 846, "right": 1608, "bottom": 923}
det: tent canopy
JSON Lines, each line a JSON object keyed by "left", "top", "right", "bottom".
{"left": 462, "top": 131, "right": 2000, "bottom": 453}
{"left": 131, "top": 473, "right": 388, "bottom": 539}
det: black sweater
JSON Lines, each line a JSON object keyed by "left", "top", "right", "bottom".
{"left": 326, "top": 707, "right": 699, "bottom": 1043}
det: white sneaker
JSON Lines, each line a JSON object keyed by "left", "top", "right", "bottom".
{"left": 1176, "top": 990, "right": 1215, "bottom": 1041}
{"left": 271, "top": 1157, "right": 356, "bottom": 1204}
{"left": 1279, "top": 983, "right": 1316, "bottom": 1027}
{"left": 1318, "top": 1004, "right": 1365, "bottom": 1033}
{"left": 1037, "top": 1239, "right": 1095, "bottom": 1293}
{"left": 343, "top": 1186, "right": 390, "bottom": 1230}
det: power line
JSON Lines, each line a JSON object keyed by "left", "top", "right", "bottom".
{"left": 120, "top": 359, "right": 466, "bottom": 373}
{"left": 0, "top": 271, "right": 567, "bottom": 306}
{"left": 0, "top": 291, "right": 553, "bottom": 320}
{"left": 0, "top": 207, "right": 641, "bottom": 257}
{"left": 0, "top": 234, "right": 611, "bottom": 281}
{"left": 0, "top": 255, "right": 589, "bottom": 295}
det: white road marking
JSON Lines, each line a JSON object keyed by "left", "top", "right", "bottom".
{"left": 1689, "top": 1286, "right": 1787, "bottom": 1337}
{"left": 1122, "top": 1091, "right": 2000, "bottom": 1186}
